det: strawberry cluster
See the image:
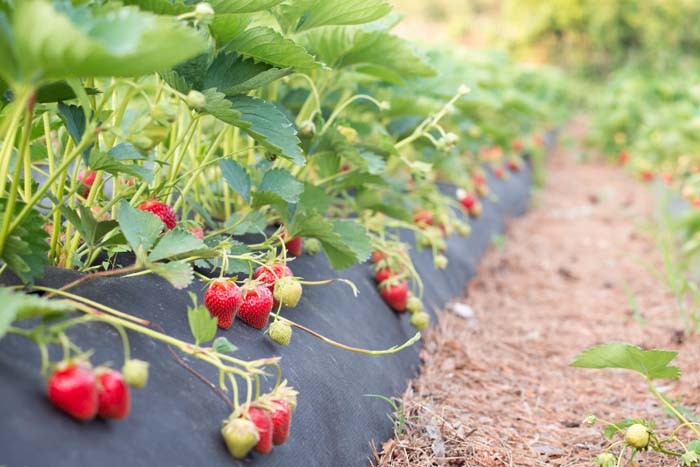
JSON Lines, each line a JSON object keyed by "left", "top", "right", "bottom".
{"left": 221, "top": 383, "right": 298, "bottom": 459}
{"left": 47, "top": 359, "right": 148, "bottom": 422}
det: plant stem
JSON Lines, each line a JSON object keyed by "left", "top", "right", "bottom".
{"left": 647, "top": 379, "right": 700, "bottom": 437}
{"left": 279, "top": 316, "right": 421, "bottom": 355}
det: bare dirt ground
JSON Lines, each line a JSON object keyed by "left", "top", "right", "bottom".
{"left": 372, "top": 125, "right": 700, "bottom": 466}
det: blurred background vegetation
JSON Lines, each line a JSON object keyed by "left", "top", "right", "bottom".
{"left": 392, "top": 0, "right": 700, "bottom": 76}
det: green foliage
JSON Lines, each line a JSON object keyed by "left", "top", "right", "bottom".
{"left": 187, "top": 297, "right": 218, "bottom": 346}
{"left": 0, "top": 199, "right": 49, "bottom": 285}
{"left": 0, "top": 288, "right": 74, "bottom": 340}
{"left": 570, "top": 343, "right": 681, "bottom": 380}
{"left": 3, "top": 1, "right": 206, "bottom": 83}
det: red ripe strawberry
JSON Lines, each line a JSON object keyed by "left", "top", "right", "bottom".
{"left": 380, "top": 281, "right": 409, "bottom": 313}
{"left": 473, "top": 173, "right": 486, "bottom": 186}
{"left": 512, "top": 139, "right": 523, "bottom": 152}
{"left": 374, "top": 267, "right": 394, "bottom": 283}
{"left": 77, "top": 170, "right": 97, "bottom": 198}
{"left": 249, "top": 407, "right": 274, "bottom": 454}
{"left": 693, "top": 198, "right": 700, "bottom": 209}
{"left": 494, "top": 166, "right": 506, "bottom": 179}
{"left": 238, "top": 283, "right": 274, "bottom": 330}
{"left": 138, "top": 200, "right": 177, "bottom": 230}
{"left": 661, "top": 173, "right": 673, "bottom": 185}
{"left": 618, "top": 151, "right": 630, "bottom": 165}
{"left": 96, "top": 369, "right": 130, "bottom": 420}
{"left": 253, "top": 264, "right": 293, "bottom": 296}
{"left": 204, "top": 279, "right": 243, "bottom": 329}
{"left": 641, "top": 171, "right": 654, "bottom": 182}
{"left": 460, "top": 193, "right": 476, "bottom": 211}
{"left": 372, "top": 251, "right": 385, "bottom": 263}
{"left": 190, "top": 226, "right": 204, "bottom": 240}
{"left": 507, "top": 158, "right": 521, "bottom": 172}
{"left": 413, "top": 210, "right": 433, "bottom": 227}
{"left": 270, "top": 400, "right": 292, "bottom": 445}
{"left": 284, "top": 236, "right": 302, "bottom": 256}
{"left": 47, "top": 362, "right": 99, "bottom": 421}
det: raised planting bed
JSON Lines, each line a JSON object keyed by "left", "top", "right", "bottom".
{"left": 0, "top": 164, "right": 532, "bottom": 467}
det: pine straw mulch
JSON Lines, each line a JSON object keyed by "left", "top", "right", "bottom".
{"left": 371, "top": 132, "right": 700, "bottom": 467}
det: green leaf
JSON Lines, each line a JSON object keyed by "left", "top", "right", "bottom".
{"left": 0, "top": 288, "right": 74, "bottom": 340}
{"left": 116, "top": 200, "right": 163, "bottom": 255}
{"left": 203, "top": 51, "right": 292, "bottom": 96}
{"left": 330, "top": 219, "right": 371, "bottom": 265}
{"left": 148, "top": 229, "right": 206, "bottom": 262}
{"left": 89, "top": 151, "right": 154, "bottom": 183}
{"left": 57, "top": 102, "right": 91, "bottom": 162}
{"left": 337, "top": 30, "right": 436, "bottom": 83}
{"left": 570, "top": 343, "right": 681, "bottom": 380}
{"left": 150, "top": 261, "right": 194, "bottom": 289}
{"left": 187, "top": 303, "right": 217, "bottom": 345}
{"left": 36, "top": 81, "right": 99, "bottom": 104}
{"left": 0, "top": 199, "right": 49, "bottom": 285}
{"left": 227, "top": 211, "right": 267, "bottom": 235}
{"left": 296, "top": 183, "right": 330, "bottom": 214}
{"left": 13, "top": 1, "right": 207, "bottom": 81}
{"left": 224, "top": 27, "right": 321, "bottom": 71}
{"left": 160, "top": 53, "right": 210, "bottom": 94}
{"left": 259, "top": 168, "right": 304, "bottom": 203}
{"left": 209, "top": 14, "right": 250, "bottom": 46}
{"left": 289, "top": 211, "right": 367, "bottom": 269}
{"left": 124, "top": 0, "right": 285, "bottom": 15}
{"left": 219, "top": 159, "right": 251, "bottom": 203}
{"left": 603, "top": 419, "right": 636, "bottom": 440}
{"left": 203, "top": 91, "right": 304, "bottom": 165}
{"left": 275, "top": 0, "right": 392, "bottom": 32}
{"left": 213, "top": 336, "right": 238, "bottom": 353}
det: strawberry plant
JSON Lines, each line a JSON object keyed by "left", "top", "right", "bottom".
{"left": 0, "top": 0, "right": 561, "bottom": 460}
{"left": 571, "top": 343, "right": 700, "bottom": 466}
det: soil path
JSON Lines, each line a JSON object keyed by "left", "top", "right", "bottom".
{"left": 373, "top": 123, "right": 700, "bottom": 466}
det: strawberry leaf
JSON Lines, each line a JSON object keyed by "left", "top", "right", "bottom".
{"left": 203, "top": 51, "right": 292, "bottom": 97}
{"left": 11, "top": 1, "right": 206, "bottom": 82}
{"left": 148, "top": 229, "right": 206, "bottom": 262}
{"left": 259, "top": 168, "right": 304, "bottom": 203}
{"left": 188, "top": 302, "right": 217, "bottom": 345}
{"left": 570, "top": 343, "right": 681, "bottom": 380}
{"left": 213, "top": 336, "right": 238, "bottom": 354}
{"left": 218, "top": 159, "right": 251, "bottom": 204}
{"left": 274, "top": 0, "right": 392, "bottom": 32}
{"left": 116, "top": 200, "right": 163, "bottom": 255}
{"left": 150, "top": 261, "right": 194, "bottom": 290}
{"left": 208, "top": 14, "right": 250, "bottom": 46}
{"left": 123, "top": 0, "right": 284, "bottom": 15}
{"left": 288, "top": 211, "right": 369, "bottom": 269}
{"left": 224, "top": 26, "right": 321, "bottom": 71}
{"left": 202, "top": 91, "right": 304, "bottom": 165}
{"left": 0, "top": 199, "right": 49, "bottom": 285}
{"left": 0, "top": 288, "right": 74, "bottom": 340}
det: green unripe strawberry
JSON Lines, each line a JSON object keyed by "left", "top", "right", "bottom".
{"left": 121, "top": 359, "right": 149, "bottom": 388}
{"left": 434, "top": 254, "right": 448, "bottom": 269}
{"left": 194, "top": 2, "right": 214, "bottom": 20}
{"left": 410, "top": 311, "right": 430, "bottom": 330}
{"left": 305, "top": 238, "right": 321, "bottom": 255}
{"left": 268, "top": 320, "right": 292, "bottom": 346}
{"left": 625, "top": 424, "right": 650, "bottom": 449}
{"left": 186, "top": 90, "right": 206, "bottom": 110}
{"left": 222, "top": 417, "right": 260, "bottom": 459}
{"left": 273, "top": 277, "right": 302, "bottom": 308}
{"left": 406, "top": 296, "right": 424, "bottom": 314}
{"left": 594, "top": 452, "right": 616, "bottom": 467}
{"left": 455, "top": 222, "right": 471, "bottom": 237}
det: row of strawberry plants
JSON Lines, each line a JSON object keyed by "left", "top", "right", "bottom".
{"left": 0, "top": 0, "right": 564, "bottom": 461}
